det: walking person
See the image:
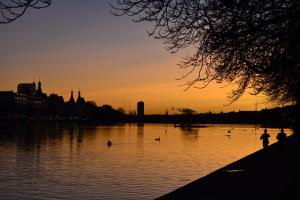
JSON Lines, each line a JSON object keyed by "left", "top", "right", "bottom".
{"left": 276, "top": 128, "right": 287, "bottom": 151}
{"left": 260, "top": 128, "right": 270, "bottom": 149}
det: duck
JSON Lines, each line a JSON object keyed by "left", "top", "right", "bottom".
{"left": 155, "top": 137, "right": 160, "bottom": 141}
{"left": 107, "top": 140, "right": 112, "bottom": 146}
{"left": 225, "top": 134, "right": 231, "bottom": 138}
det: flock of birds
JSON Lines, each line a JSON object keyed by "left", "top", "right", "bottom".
{"left": 106, "top": 129, "right": 167, "bottom": 147}
{"left": 106, "top": 128, "right": 241, "bottom": 147}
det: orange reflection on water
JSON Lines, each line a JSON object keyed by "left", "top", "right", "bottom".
{"left": 0, "top": 123, "right": 293, "bottom": 199}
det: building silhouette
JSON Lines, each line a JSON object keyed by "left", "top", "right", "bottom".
{"left": 0, "top": 80, "right": 126, "bottom": 120}
{"left": 66, "top": 90, "right": 86, "bottom": 118}
{"left": 69, "top": 90, "right": 75, "bottom": 105}
{"left": 76, "top": 90, "right": 86, "bottom": 117}
{"left": 48, "top": 93, "right": 65, "bottom": 118}
{"left": 0, "top": 81, "right": 48, "bottom": 114}
{"left": 0, "top": 91, "right": 15, "bottom": 113}
{"left": 137, "top": 101, "right": 144, "bottom": 116}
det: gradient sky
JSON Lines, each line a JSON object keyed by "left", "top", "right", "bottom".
{"left": 0, "top": 0, "right": 272, "bottom": 114}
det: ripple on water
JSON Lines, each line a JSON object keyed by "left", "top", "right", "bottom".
{"left": 0, "top": 123, "right": 293, "bottom": 199}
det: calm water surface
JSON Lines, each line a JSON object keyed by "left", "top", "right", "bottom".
{"left": 0, "top": 123, "right": 293, "bottom": 199}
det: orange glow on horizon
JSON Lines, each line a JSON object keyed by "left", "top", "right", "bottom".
{"left": 0, "top": 1, "right": 274, "bottom": 114}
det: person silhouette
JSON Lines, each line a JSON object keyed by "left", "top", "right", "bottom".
{"left": 260, "top": 128, "right": 270, "bottom": 148}
{"left": 276, "top": 128, "right": 287, "bottom": 151}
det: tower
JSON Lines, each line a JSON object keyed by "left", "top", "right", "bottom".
{"left": 137, "top": 101, "right": 144, "bottom": 116}
{"left": 76, "top": 90, "right": 85, "bottom": 104}
{"left": 37, "top": 80, "right": 42, "bottom": 94}
{"left": 69, "top": 90, "right": 75, "bottom": 104}
{"left": 33, "top": 81, "right": 36, "bottom": 90}
{"left": 77, "top": 90, "right": 81, "bottom": 103}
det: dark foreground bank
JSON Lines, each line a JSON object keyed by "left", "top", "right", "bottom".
{"left": 157, "top": 135, "right": 299, "bottom": 200}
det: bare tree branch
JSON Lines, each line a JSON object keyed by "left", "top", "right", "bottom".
{"left": 111, "top": 0, "right": 300, "bottom": 105}
{"left": 0, "top": 0, "right": 51, "bottom": 24}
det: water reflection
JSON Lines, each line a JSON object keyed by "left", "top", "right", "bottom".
{"left": 0, "top": 123, "right": 293, "bottom": 200}
{"left": 180, "top": 127, "right": 199, "bottom": 137}
{"left": 137, "top": 123, "right": 144, "bottom": 145}
{"left": 0, "top": 122, "right": 64, "bottom": 150}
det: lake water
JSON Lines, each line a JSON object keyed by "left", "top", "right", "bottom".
{"left": 0, "top": 123, "right": 293, "bottom": 200}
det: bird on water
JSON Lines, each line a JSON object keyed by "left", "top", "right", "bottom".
{"left": 107, "top": 140, "right": 112, "bottom": 146}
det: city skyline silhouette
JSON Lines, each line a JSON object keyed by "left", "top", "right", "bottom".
{"left": 0, "top": 0, "right": 271, "bottom": 114}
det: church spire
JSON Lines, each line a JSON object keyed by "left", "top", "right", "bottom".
{"left": 69, "top": 90, "right": 75, "bottom": 104}
{"left": 76, "top": 90, "right": 85, "bottom": 104}
{"left": 37, "top": 79, "right": 42, "bottom": 94}
{"left": 33, "top": 78, "right": 36, "bottom": 90}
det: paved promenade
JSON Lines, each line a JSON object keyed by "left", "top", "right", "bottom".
{"left": 157, "top": 135, "right": 299, "bottom": 200}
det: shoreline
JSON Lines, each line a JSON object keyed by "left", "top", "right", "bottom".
{"left": 156, "top": 135, "right": 299, "bottom": 200}
{"left": 0, "top": 119, "right": 294, "bottom": 129}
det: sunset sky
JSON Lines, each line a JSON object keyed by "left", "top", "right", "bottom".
{"left": 0, "top": 0, "right": 272, "bottom": 114}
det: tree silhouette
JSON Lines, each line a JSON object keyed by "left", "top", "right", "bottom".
{"left": 111, "top": 0, "right": 300, "bottom": 107}
{"left": 180, "top": 108, "right": 197, "bottom": 115}
{"left": 0, "top": 0, "right": 51, "bottom": 24}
